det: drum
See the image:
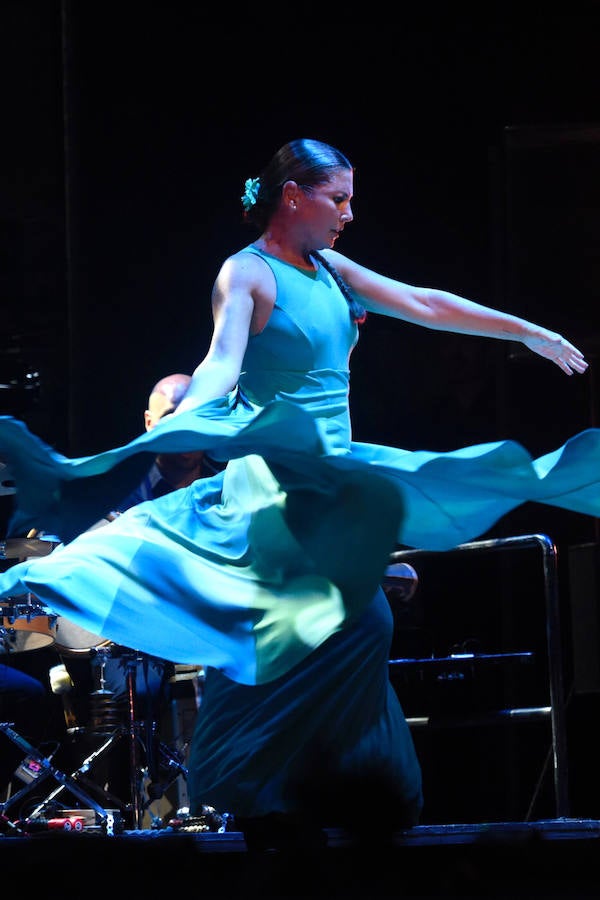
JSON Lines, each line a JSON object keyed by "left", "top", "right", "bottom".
{"left": 1, "top": 597, "right": 57, "bottom": 653}
{"left": 0, "top": 537, "right": 60, "bottom": 560}
{"left": 382, "top": 560, "right": 419, "bottom": 603}
{"left": 53, "top": 617, "right": 112, "bottom": 657}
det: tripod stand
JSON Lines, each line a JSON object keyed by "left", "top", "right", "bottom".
{"left": 104, "top": 647, "right": 189, "bottom": 829}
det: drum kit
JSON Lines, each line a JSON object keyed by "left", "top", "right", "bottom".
{"left": 0, "top": 537, "right": 114, "bottom": 658}
{"left": 0, "top": 538, "right": 196, "bottom": 835}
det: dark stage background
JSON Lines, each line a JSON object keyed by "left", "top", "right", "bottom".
{"left": 3, "top": 1, "right": 600, "bottom": 825}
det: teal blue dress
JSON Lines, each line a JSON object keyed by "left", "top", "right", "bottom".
{"left": 0, "top": 245, "right": 599, "bottom": 692}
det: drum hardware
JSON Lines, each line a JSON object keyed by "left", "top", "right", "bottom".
{"left": 117, "top": 651, "right": 189, "bottom": 829}
{"left": 0, "top": 533, "right": 60, "bottom": 652}
{"left": 0, "top": 533, "right": 60, "bottom": 649}
{"left": 0, "top": 721, "right": 120, "bottom": 836}
{"left": 87, "top": 645, "right": 129, "bottom": 734}
{"left": 99, "top": 649, "right": 191, "bottom": 829}
{"left": 89, "top": 690, "right": 123, "bottom": 734}
{"left": 44, "top": 643, "right": 145, "bottom": 828}
{"left": 19, "top": 727, "right": 129, "bottom": 825}
{"left": 0, "top": 536, "right": 186, "bottom": 828}
{"left": 19, "top": 646, "right": 191, "bottom": 831}
{"left": 121, "top": 650, "right": 145, "bottom": 829}
{"left": 119, "top": 649, "right": 193, "bottom": 829}
{"left": 1, "top": 597, "right": 57, "bottom": 653}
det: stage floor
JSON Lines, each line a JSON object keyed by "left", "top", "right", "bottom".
{"left": 2, "top": 818, "right": 600, "bottom": 898}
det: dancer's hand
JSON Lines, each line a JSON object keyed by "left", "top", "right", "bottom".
{"left": 523, "top": 330, "right": 588, "bottom": 375}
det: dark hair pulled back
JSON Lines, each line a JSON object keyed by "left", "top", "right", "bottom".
{"left": 242, "top": 138, "right": 366, "bottom": 324}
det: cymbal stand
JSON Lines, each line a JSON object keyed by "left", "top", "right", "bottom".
{"left": 120, "top": 650, "right": 189, "bottom": 828}
{"left": 123, "top": 650, "right": 144, "bottom": 829}
{"left": 91, "top": 646, "right": 168, "bottom": 830}
{"left": 0, "top": 721, "right": 118, "bottom": 835}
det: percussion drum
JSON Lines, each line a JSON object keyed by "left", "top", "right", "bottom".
{"left": 382, "top": 560, "right": 419, "bottom": 603}
{"left": 1, "top": 597, "right": 57, "bottom": 653}
{"left": 0, "top": 537, "right": 60, "bottom": 560}
{"left": 1, "top": 536, "right": 60, "bottom": 652}
{"left": 53, "top": 617, "right": 112, "bottom": 657}
{"left": 0, "top": 531, "right": 111, "bottom": 656}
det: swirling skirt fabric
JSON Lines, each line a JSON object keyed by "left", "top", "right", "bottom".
{"left": 0, "top": 403, "right": 599, "bottom": 684}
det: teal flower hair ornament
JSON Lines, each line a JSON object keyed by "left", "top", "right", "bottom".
{"left": 241, "top": 177, "right": 260, "bottom": 211}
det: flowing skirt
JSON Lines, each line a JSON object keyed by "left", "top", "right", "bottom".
{"left": 1, "top": 402, "right": 599, "bottom": 684}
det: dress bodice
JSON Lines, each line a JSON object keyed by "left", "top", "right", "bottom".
{"left": 238, "top": 246, "right": 359, "bottom": 452}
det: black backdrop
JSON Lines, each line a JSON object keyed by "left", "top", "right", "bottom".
{"left": 3, "top": 0, "right": 600, "bottom": 821}
{"left": 4, "top": 2, "right": 599, "bottom": 457}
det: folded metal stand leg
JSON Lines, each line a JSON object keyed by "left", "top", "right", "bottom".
{"left": 0, "top": 721, "right": 117, "bottom": 835}
{"left": 22, "top": 728, "right": 127, "bottom": 823}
